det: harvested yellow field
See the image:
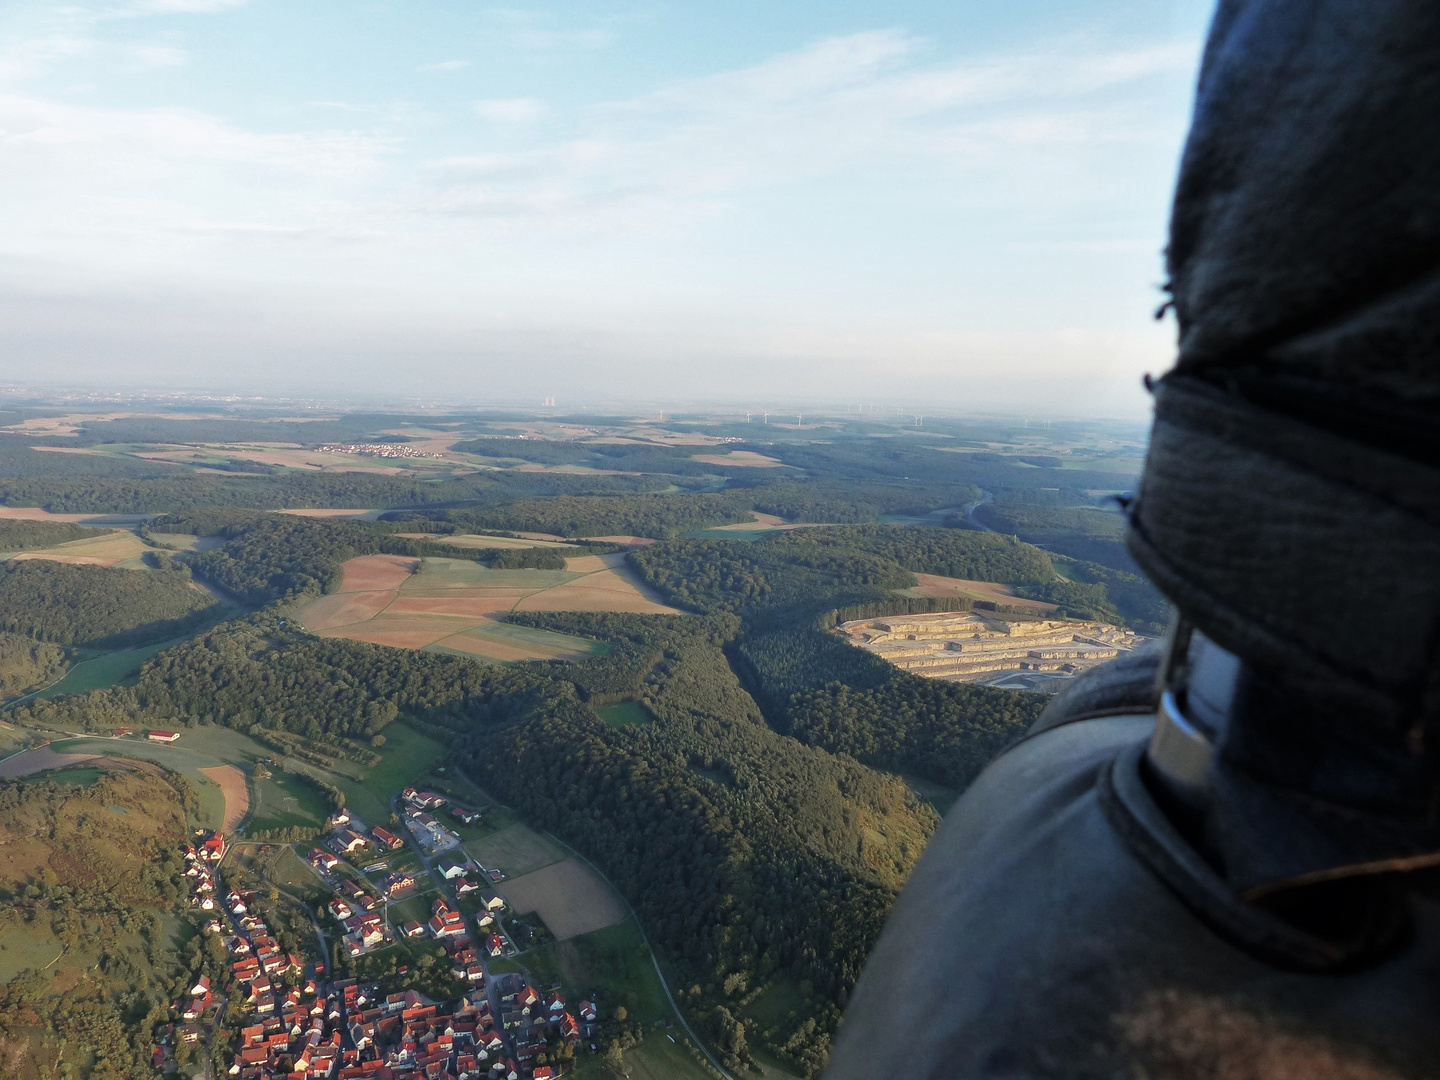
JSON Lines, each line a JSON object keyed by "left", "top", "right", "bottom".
{"left": 298, "top": 591, "right": 398, "bottom": 630}
{"left": 690, "top": 450, "right": 786, "bottom": 467}
{"left": 199, "top": 765, "right": 249, "bottom": 833}
{"left": 337, "top": 554, "right": 418, "bottom": 591}
{"left": 278, "top": 508, "right": 381, "bottom": 519}
{"left": 330, "top": 626, "right": 457, "bottom": 649}
{"left": 417, "top": 533, "right": 578, "bottom": 551}
{"left": 514, "top": 556, "right": 675, "bottom": 614}
{"left": 0, "top": 507, "right": 151, "bottom": 527}
{"left": 384, "top": 595, "right": 519, "bottom": 618}
{"left": 9, "top": 530, "right": 152, "bottom": 567}
{"left": 296, "top": 551, "right": 681, "bottom": 660}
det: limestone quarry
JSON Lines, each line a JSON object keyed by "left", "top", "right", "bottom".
{"left": 836, "top": 610, "right": 1141, "bottom": 685}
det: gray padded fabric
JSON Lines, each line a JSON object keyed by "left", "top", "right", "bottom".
{"left": 1168, "top": 0, "right": 1440, "bottom": 403}
{"left": 1030, "top": 644, "right": 1161, "bottom": 736}
{"left": 1126, "top": 0, "right": 1440, "bottom": 894}
{"left": 826, "top": 717, "right": 1440, "bottom": 1080}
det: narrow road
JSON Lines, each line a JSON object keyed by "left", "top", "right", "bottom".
{"left": 453, "top": 766, "right": 738, "bottom": 1080}
{"left": 964, "top": 490, "right": 996, "bottom": 532}
{"left": 390, "top": 792, "right": 519, "bottom": 1061}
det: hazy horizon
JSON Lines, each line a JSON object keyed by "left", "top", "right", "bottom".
{"left": 2, "top": 0, "right": 1213, "bottom": 417}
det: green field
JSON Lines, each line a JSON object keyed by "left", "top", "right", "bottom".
{"left": 512, "top": 918, "right": 668, "bottom": 1021}
{"left": 594, "top": 701, "right": 652, "bottom": 728}
{"left": 24, "top": 766, "right": 104, "bottom": 788}
{"left": 467, "top": 621, "right": 607, "bottom": 657}
{"left": 326, "top": 722, "right": 448, "bottom": 824}
{"left": 412, "top": 557, "right": 578, "bottom": 590}
{"left": 502, "top": 918, "right": 722, "bottom": 1080}
{"left": 463, "top": 823, "right": 565, "bottom": 877}
{"left": 250, "top": 771, "right": 330, "bottom": 831}
{"left": 30, "top": 636, "right": 184, "bottom": 699}
{"left": 265, "top": 845, "right": 330, "bottom": 905}
{"left": 0, "top": 924, "right": 65, "bottom": 984}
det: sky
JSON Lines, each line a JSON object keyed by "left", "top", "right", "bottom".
{"left": 0, "top": 0, "right": 1216, "bottom": 416}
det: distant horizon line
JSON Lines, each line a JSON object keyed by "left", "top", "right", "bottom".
{"left": 0, "top": 382, "right": 1155, "bottom": 427}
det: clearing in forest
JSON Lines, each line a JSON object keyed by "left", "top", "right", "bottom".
{"left": 901, "top": 573, "right": 1060, "bottom": 613}
{"left": 6, "top": 530, "right": 152, "bottom": 567}
{"left": 297, "top": 552, "right": 679, "bottom": 658}
{"left": 496, "top": 858, "right": 627, "bottom": 940}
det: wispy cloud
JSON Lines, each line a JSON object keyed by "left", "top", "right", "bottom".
{"left": 426, "top": 31, "right": 1196, "bottom": 227}
{"left": 472, "top": 97, "right": 547, "bottom": 124}
{"left": 420, "top": 59, "right": 468, "bottom": 72}
{"left": 0, "top": 35, "right": 94, "bottom": 84}
{"left": 126, "top": 0, "right": 250, "bottom": 14}
{"left": 480, "top": 7, "right": 614, "bottom": 52}
{"left": 125, "top": 43, "right": 187, "bottom": 68}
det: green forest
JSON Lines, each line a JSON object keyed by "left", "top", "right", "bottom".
{"left": 0, "top": 518, "right": 105, "bottom": 551}
{"left": 0, "top": 561, "right": 217, "bottom": 649}
{"left": 0, "top": 631, "right": 67, "bottom": 696}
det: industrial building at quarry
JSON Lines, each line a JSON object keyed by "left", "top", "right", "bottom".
{"left": 837, "top": 611, "right": 1141, "bottom": 683}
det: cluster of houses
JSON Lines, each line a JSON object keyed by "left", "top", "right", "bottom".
{"left": 325, "top": 810, "right": 408, "bottom": 864}
{"left": 225, "top": 975, "right": 361, "bottom": 1079}
{"left": 217, "top": 887, "right": 311, "bottom": 1020}
{"left": 341, "top": 978, "right": 592, "bottom": 1080}
{"left": 493, "top": 977, "right": 596, "bottom": 1072}
{"left": 182, "top": 830, "right": 227, "bottom": 912}
{"left": 400, "top": 788, "right": 464, "bottom": 855}
{"left": 306, "top": 849, "right": 398, "bottom": 959}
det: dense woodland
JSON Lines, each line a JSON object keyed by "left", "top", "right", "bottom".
{"left": 0, "top": 630, "right": 67, "bottom": 696}
{"left": 0, "top": 518, "right": 105, "bottom": 550}
{"left": 0, "top": 560, "right": 217, "bottom": 649}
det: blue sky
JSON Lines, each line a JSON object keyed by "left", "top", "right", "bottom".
{"left": 0, "top": 0, "right": 1215, "bottom": 415}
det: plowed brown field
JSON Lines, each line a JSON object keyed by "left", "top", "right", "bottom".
{"left": 297, "top": 551, "right": 681, "bottom": 661}
{"left": 338, "top": 554, "right": 418, "bottom": 591}
{"left": 199, "top": 765, "right": 249, "bottom": 832}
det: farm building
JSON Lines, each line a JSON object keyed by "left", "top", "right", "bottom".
{"left": 370, "top": 826, "right": 404, "bottom": 851}
{"left": 148, "top": 730, "right": 181, "bottom": 743}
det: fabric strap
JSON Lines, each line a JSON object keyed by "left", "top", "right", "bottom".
{"left": 1127, "top": 374, "right": 1440, "bottom": 896}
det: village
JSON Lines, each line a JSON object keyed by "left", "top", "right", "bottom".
{"left": 315, "top": 443, "right": 442, "bottom": 459}
{"left": 168, "top": 784, "right": 599, "bottom": 1080}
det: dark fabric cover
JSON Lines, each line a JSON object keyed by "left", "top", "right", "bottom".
{"left": 826, "top": 716, "right": 1440, "bottom": 1080}
{"left": 1168, "top": 0, "right": 1440, "bottom": 404}
{"left": 1030, "top": 642, "right": 1161, "bottom": 735}
{"left": 1125, "top": 0, "right": 1440, "bottom": 895}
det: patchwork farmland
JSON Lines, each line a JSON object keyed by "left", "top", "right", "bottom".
{"left": 295, "top": 550, "right": 681, "bottom": 660}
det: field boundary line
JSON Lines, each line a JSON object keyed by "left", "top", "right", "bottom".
{"left": 454, "top": 766, "right": 737, "bottom": 1080}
